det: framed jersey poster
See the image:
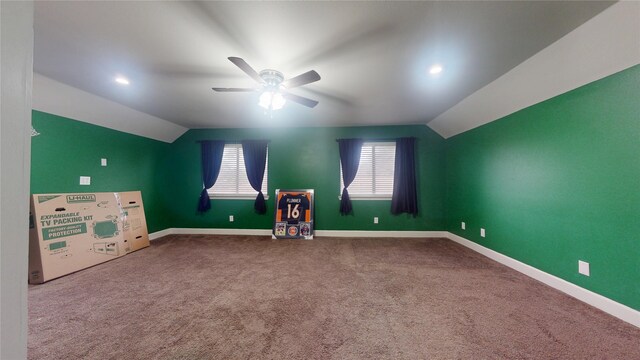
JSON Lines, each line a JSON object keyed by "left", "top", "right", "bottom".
{"left": 273, "top": 189, "right": 314, "bottom": 240}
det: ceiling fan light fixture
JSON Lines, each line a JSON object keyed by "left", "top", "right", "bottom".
{"left": 259, "top": 91, "right": 286, "bottom": 110}
{"left": 271, "top": 92, "right": 286, "bottom": 110}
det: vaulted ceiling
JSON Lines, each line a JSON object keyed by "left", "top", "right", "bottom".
{"left": 34, "top": 1, "right": 615, "bottom": 136}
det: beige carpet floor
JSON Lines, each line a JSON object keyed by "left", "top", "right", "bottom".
{"left": 28, "top": 235, "right": 640, "bottom": 359}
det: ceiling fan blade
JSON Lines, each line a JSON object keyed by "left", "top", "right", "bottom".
{"left": 228, "top": 57, "right": 264, "bottom": 84}
{"left": 283, "top": 93, "right": 319, "bottom": 108}
{"left": 212, "top": 87, "right": 256, "bottom": 92}
{"left": 283, "top": 70, "right": 321, "bottom": 89}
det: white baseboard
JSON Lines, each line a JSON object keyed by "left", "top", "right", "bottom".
{"left": 146, "top": 227, "right": 639, "bottom": 328}
{"left": 149, "top": 228, "right": 272, "bottom": 238}
{"left": 148, "top": 228, "right": 172, "bottom": 240}
{"left": 315, "top": 230, "right": 448, "bottom": 238}
{"left": 172, "top": 228, "right": 272, "bottom": 236}
{"left": 446, "top": 232, "right": 640, "bottom": 328}
{"left": 149, "top": 228, "right": 448, "bottom": 240}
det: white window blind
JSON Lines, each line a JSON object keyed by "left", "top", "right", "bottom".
{"left": 340, "top": 142, "right": 396, "bottom": 199}
{"left": 208, "top": 144, "right": 268, "bottom": 199}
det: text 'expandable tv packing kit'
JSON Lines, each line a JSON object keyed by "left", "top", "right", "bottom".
{"left": 28, "top": 191, "right": 149, "bottom": 284}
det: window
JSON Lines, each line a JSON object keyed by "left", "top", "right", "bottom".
{"left": 340, "top": 142, "right": 396, "bottom": 199}
{"left": 208, "top": 144, "right": 268, "bottom": 199}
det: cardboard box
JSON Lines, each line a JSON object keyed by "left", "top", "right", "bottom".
{"left": 117, "top": 191, "right": 150, "bottom": 253}
{"left": 29, "top": 193, "right": 127, "bottom": 283}
{"left": 28, "top": 192, "right": 147, "bottom": 284}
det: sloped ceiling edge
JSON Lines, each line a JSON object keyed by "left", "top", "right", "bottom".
{"left": 427, "top": 2, "right": 640, "bottom": 139}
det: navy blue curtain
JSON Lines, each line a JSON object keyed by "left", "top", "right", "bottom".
{"left": 338, "top": 138, "right": 363, "bottom": 215}
{"left": 242, "top": 140, "right": 269, "bottom": 214}
{"left": 391, "top": 137, "right": 418, "bottom": 216}
{"left": 197, "top": 140, "right": 225, "bottom": 213}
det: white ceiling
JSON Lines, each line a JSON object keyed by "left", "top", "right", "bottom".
{"left": 33, "top": 1, "right": 614, "bottom": 132}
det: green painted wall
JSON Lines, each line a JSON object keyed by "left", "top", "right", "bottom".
{"left": 445, "top": 65, "right": 640, "bottom": 310}
{"left": 162, "top": 125, "right": 446, "bottom": 231}
{"left": 30, "top": 111, "right": 171, "bottom": 233}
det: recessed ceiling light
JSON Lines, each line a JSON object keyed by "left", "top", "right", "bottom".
{"left": 429, "top": 65, "right": 443, "bottom": 75}
{"left": 115, "top": 76, "right": 130, "bottom": 85}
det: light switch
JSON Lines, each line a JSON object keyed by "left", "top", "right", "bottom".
{"left": 578, "top": 260, "right": 590, "bottom": 276}
{"left": 101, "top": 158, "right": 107, "bottom": 166}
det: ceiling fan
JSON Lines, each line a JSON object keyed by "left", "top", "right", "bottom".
{"left": 212, "top": 57, "right": 321, "bottom": 110}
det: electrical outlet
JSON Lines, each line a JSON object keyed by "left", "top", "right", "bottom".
{"left": 461, "top": 222, "right": 466, "bottom": 230}
{"left": 229, "top": 215, "right": 234, "bottom": 222}
{"left": 101, "top": 158, "right": 107, "bottom": 166}
{"left": 373, "top": 217, "right": 379, "bottom": 224}
{"left": 578, "top": 260, "right": 590, "bottom": 276}
{"left": 480, "top": 228, "right": 486, "bottom": 237}
{"left": 79, "top": 176, "right": 91, "bottom": 185}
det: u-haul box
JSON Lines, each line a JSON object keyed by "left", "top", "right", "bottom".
{"left": 29, "top": 193, "right": 127, "bottom": 284}
{"left": 117, "top": 191, "right": 150, "bottom": 253}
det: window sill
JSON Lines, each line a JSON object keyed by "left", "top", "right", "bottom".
{"left": 338, "top": 196, "right": 391, "bottom": 201}
{"left": 209, "top": 194, "right": 270, "bottom": 200}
